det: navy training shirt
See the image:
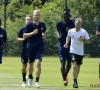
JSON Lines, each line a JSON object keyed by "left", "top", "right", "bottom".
{"left": 0, "top": 28, "right": 7, "bottom": 47}
{"left": 56, "top": 20, "right": 75, "bottom": 46}
{"left": 24, "top": 22, "right": 46, "bottom": 48}
{"left": 18, "top": 27, "right": 27, "bottom": 51}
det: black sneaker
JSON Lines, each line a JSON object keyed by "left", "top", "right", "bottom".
{"left": 73, "top": 82, "right": 78, "bottom": 88}
{"left": 63, "top": 80, "right": 68, "bottom": 86}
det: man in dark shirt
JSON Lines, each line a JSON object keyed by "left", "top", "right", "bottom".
{"left": 56, "top": 9, "right": 75, "bottom": 86}
{"left": 23, "top": 10, "right": 46, "bottom": 88}
{"left": 17, "top": 15, "right": 32, "bottom": 86}
{"left": 0, "top": 19, "right": 7, "bottom": 64}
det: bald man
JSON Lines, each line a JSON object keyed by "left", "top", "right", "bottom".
{"left": 23, "top": 10, "right": 46, "bottom": 88}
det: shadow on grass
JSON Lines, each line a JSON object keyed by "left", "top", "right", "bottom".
{"left": 0, "top": 85, "right": 92, "bottom": 90}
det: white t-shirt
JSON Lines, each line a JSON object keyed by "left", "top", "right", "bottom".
{"left": 68, "top": 28, "right": 90, "bottom": 55}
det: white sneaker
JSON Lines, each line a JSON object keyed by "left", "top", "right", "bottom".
{"left": 28, "top": 79, "right": 33, "bottom": 86}
{"left": 35, "top": 82, "right": 40, "bottom": 88}
{"left": 22, "top": 81, "right": 26, "bottom": 87}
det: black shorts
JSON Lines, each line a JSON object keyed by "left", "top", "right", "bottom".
{"left": 27, "top": 44, "right": 44, "bottom": 63}
{"left": 70, "top": 53, "right": 83, "bottom": 65}
{"left": 21, "top": 51, "right": 28, "bottom": 64}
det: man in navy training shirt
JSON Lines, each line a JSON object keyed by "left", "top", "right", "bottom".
{"left": 23, "top": 10, "right": 46, "bottom": 88}
{"left": 17, "top": 15, "right": 32, "bottom": 86}
{"left": 0, "top": 19, "right": 7, "bottom": 64}
{"left": 96, "top": 22, "right": 100, "bottom": 54}
{"left": 56, "top": 9, "right": 75, "bottom": 86}
{"left": 96, "top": 22, "right": 100, "bottom": 83}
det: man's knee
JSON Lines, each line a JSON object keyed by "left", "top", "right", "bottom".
{"left": 73, "top": 64, "right": 77, "bottom": 69}
{"left": 36, "top": 60, "right": 41, "bottom": 67}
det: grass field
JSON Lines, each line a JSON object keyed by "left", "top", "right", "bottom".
{"left": 0, "top": 57, "right": 99, "bottom": 90}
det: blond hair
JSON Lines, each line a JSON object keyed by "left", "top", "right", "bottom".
{"left": 33, "top": 10, "right": 40, "bottom": 15}
{"left": 75, "top": 18, "right": 82, "bottom": 24}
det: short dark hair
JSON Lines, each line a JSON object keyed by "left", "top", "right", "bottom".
{"left": 0, "top": 19, "right": 1, "bottom": 26}
{"left": 26, "top": 15, "right": 32, "bottom": 18}
{"left": 63, "top": 9, "right": 70, "bottom": 13}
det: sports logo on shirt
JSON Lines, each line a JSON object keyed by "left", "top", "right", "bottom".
{"left": 60, "top": 55, "right": 63, "bottom": 60}
{"left": 0, "top": 34, "right": 3, "bottom": 38}
{"left": 72, "top": 55, "right": 75, "bottom": 61}
{"left": 41, "top": 27, "right": 43, "bottom": 31}
{"left": 72, "top": 35, "right": 74, "bottom": 38}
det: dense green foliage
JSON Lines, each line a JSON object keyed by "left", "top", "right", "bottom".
{"left": 0, "top": 0, "right": 100, "bottom": 57}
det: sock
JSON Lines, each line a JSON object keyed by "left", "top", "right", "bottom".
{"left": 73, "top": 78, "right": 77, "bottom": 83}
{"left": 22, "top": 73, "right": 26, "bottom": 82}
{"left": 36, "top": 77, "right": 39, "bottom": 82}
{"left": 62, "top": 74, "right": 66, "bottom": 81}
{"left": 29, "top": 74, "right": 33, "bottom": 79}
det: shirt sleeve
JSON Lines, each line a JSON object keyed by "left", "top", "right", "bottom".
{"left": 24, "top": 22, "right": 32, "bottom": 33}
{"left": 18, "top": 28, "right": 23, "bottom": 38}
{"left": 3, "top": 30, "right": 7, "bottom": 43}
{"left": 42, "top": 23, "right": 46, "bottom": 32}
{"left": 84, "top": 30, "right": 90, "bottom": 40}
{"left": 68, "top": 30, "right": 71, "bottom": 37}
{"left": 56, "top": 22, "right": 60, "bottom": 32}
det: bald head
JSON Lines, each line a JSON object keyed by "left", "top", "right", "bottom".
{"left": 33, "top": 10, "right": 40, "bottom": 15}
{"left": 33, "top": 10, "right": 40, "bottom": 21}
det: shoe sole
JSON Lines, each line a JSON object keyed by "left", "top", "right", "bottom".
{"left": 73, "top": 84, "right": 78, "bottom": 88}
{"left": 64, "top": 82, "right": 68, "bottom": 86}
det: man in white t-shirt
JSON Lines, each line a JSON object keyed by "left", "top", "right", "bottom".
{"left": 64, "top": 18, "right": 90, "bottom": 88}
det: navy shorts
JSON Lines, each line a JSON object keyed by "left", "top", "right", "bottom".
{"left": 27, "top": 44, "right": 44, "bottom": 63}
{"left": 70, "top": 53, "right": 83, "bottom": 65}
{"left": 58, "top": 44, "right": 70, "bottom": 62}
{"left": 98, "top": 41, "right": 100, "bottom": 55}
{"left": 21, "top": 50, "right": 28, "bottom": 64}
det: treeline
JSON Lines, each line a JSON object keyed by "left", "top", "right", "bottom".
{"left": 0, "top": 0, "right": 100, "bottom": 57}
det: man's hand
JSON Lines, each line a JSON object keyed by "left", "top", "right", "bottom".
{"left": 33, "top": 29, "right": 38, "bottom": 34}
{"left": 63, "top": 43, "right": 68, "bottom": 48}
{"left": 57, "top": 35, "right": 61, "bottom": 40}
{"left": 1, "top": 43, "right": 6, "bottom": 50}
{"left": 78, "top": 36, "right": 84, "bottom": 41}
{"left": 23, "top": 33, "right": 27, "bottom": 39}
{"left": 42, "top": 33, "right": 46, "bottom": 39}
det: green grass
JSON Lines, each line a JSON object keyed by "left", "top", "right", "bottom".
{"left": 0, "top": 57, "right": 99, "bottom": 90}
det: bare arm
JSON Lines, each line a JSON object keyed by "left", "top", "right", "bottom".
{"left": 96, "top": 30, "right": 100, "bottom": 36}
{"left": 63, "top": 36, "right": 70, "bottom": 48}
{"left": 56, "top": 30, "right": 61, "bottom": 40}
{"left": 23, "top": 29, "right": 38, "bottom": 39}
{"left": 78, "top": 37, "right": 90, "bottom": 44}
{"left": 42, "top": 32, "right": 46, "bottom": 40}
{"left": 17, "top": 38, "right": 25, "bottom": 42}
{"left": 84, "top": 39, "right": 90, "bottom": 44}
{"left": 66, "top": 36, "right": 70, "bottom": 44}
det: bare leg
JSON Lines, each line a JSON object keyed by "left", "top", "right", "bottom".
{"left": 35, "top": 60, "right": 41, "bottom": 88}
{"left": 28, "top": 62, "right": 34, "bottom": 79}
{"left": 72, "top": 62, "right": 77, "bottom": 79}
{"left": 36, "top": 60, "right": 41, "bottom": 79}
{"left": 22, "top": 63, "right": 27, "bottom": 82}
{"left": 65, "top": 61, "right": 71, "bottom": 76}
